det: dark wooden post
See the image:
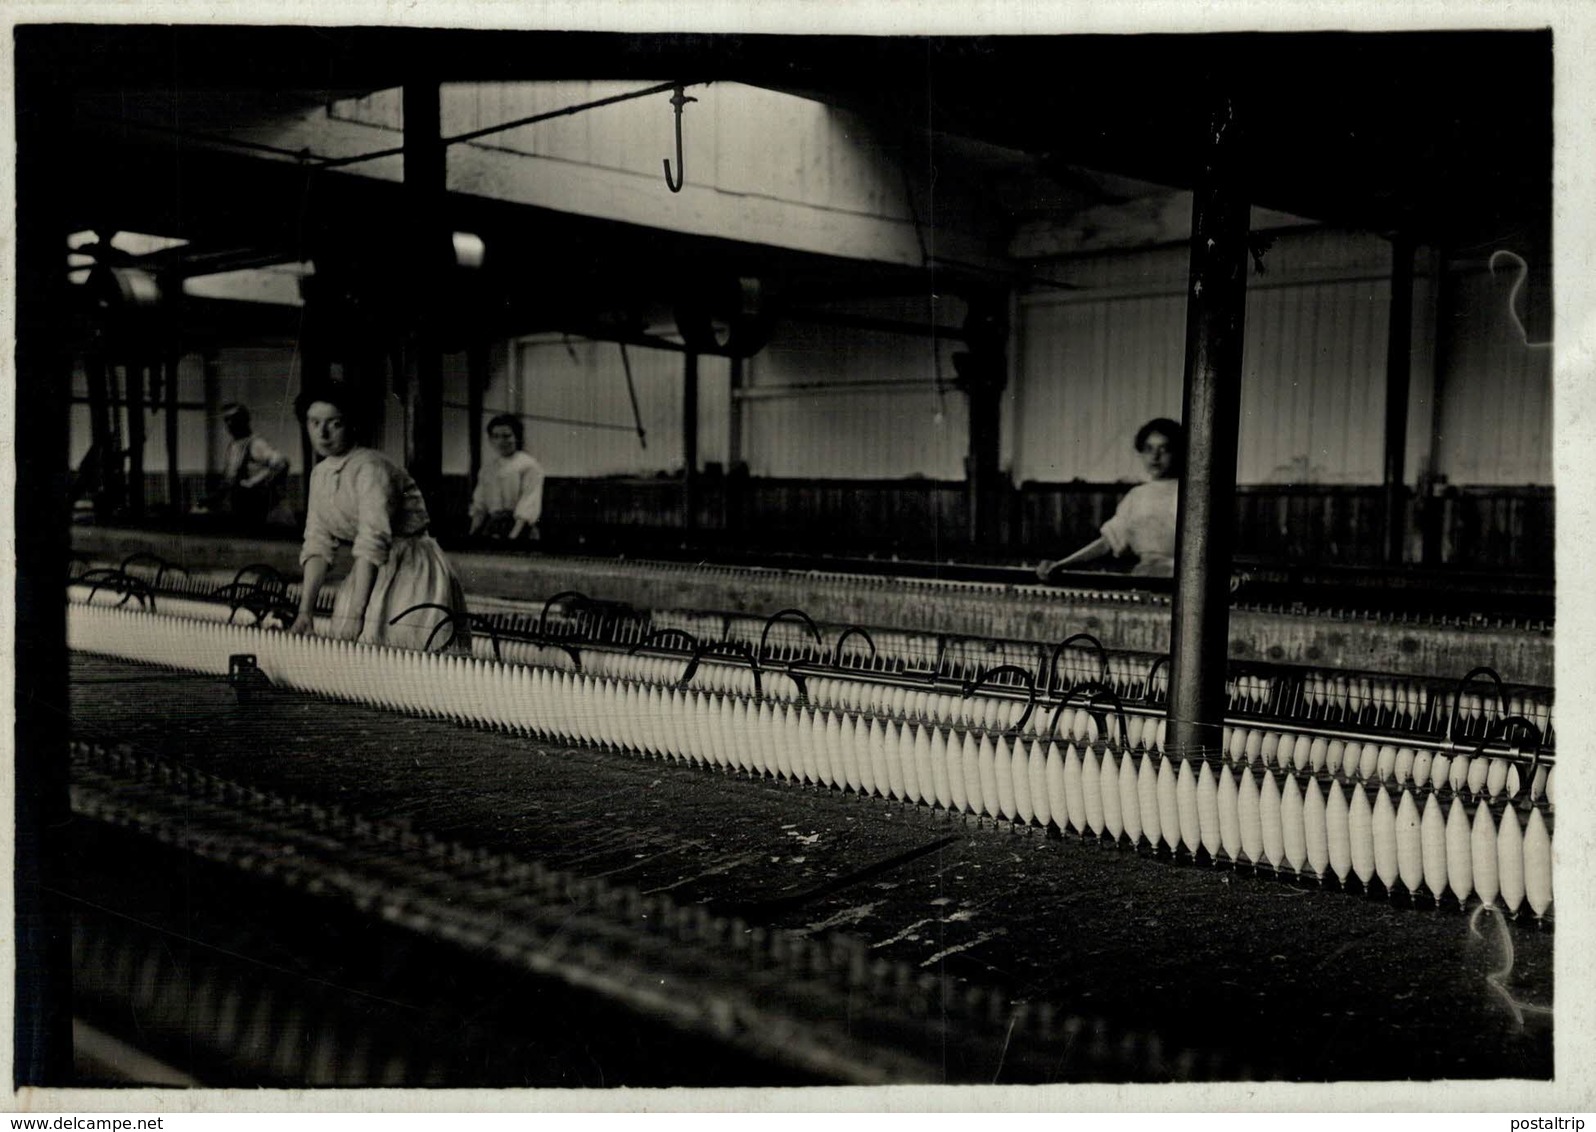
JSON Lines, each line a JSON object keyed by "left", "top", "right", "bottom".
{"left": 203, "top": 349, "right": 222, "bottom": 495}
{"left": 726, "top": 355, "right": 744, "bottom": 533}
{"left": 14, "top": 32, "right": 75, "bottom": 1083}
{"left": 125, "top": 360, "right": 147, "bottom": 517}
{"left": 955, "top": 294, "right": 1009, "bottom": 550}
{"left": 683, "top": 350, "right": 700, "bottom": 531}
{"left": 164, "top": 349, "right": 182, "bottom": 514}
{"left": 467, "top": 340, "right": 488, "bottom": 488}
{"left": 1168, "top": 93, "right": 1251, "bottom": 769}
{"left": 1420, "top": 247, "right": 1454, "bottom": 567}
{"left": 1382, "top": 237, "right": 1415, "bottom": 564}
{"left": 404, "top": 78, "right": 446, "bottom": 506}
{"left": 82, "top": 350, "right": 119, "bottom": 517}
{"left": 727, "top": 355, "right": 745, "bottom": 468}
{"left": 299, "top": 311, "right": 331, "bottom": 508}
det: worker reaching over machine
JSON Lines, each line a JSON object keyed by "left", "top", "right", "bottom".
{"left": 468, "top": 413, "right": 546, "bottom": 541}
{"left": 289, "top": 383, "right": 471, "bottom": 651}
{"left": 1036, "top": 418, "right": 1182, "bottom": 581}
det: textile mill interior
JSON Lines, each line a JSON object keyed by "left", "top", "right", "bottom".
{"left": 12, "top": 22, "right": 1567, "bottom": 1091}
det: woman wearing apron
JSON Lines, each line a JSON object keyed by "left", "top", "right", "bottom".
{"left": 289, "top": 386, "right": 471, "bottom": 651}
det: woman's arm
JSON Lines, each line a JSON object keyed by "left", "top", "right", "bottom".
{"left": 1036, "top": 536, "right": 1112, "bottom": 581}
{"left": 467, "top": 463, "right": 493, "bottom": 532}
{"left": 508, "top": 458, "right": 546, "bottom": 539}
{"left": 241, "top": 437, "right": 290, "bottom": 488}
{"left": 290, "top": 556, "right": 329, "bottom": 634}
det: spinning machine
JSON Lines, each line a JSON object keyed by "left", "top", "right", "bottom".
{"left": 62, "top": 537, "right": 1557, "bottom": 1084}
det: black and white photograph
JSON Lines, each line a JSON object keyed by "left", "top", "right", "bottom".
{"left": 7, "top": 1, "right": 1594, "bottom": 1111}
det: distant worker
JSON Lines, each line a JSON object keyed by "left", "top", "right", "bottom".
{"left": 209, "top": 402, "right": 291, "bottom": 527}
{"left": 468, "top": 413, "right": 546, "bottom": 540}
{"left": 1036, "top": 418, "right": 1182, "bottom": 580}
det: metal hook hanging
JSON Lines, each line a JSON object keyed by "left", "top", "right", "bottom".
{"left": 662, "top": 85, "right": 696, "bottom": 193}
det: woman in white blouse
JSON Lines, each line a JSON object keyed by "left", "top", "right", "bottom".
{"left": 289, "top": 387, "right": 470, "bottom": 650}
{"left": 467, "top": 414, "right": 546, "bottom": 540}
{"left": 1036, "top": 418, "right": 1183, "bottom": 581}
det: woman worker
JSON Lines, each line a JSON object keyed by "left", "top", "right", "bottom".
{"left": 289, "top": 384, "right": 471, "bottom": 651}
{"left": 1036, "top": 418, "right": 1183, "bottom": 581}
{"left": 467, "top": 413, "right": 545, "bottom": 540}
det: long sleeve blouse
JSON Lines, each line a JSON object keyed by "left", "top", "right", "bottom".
{"left": 1100, "top": 478, "right": 1179, "bottom": 577}
{"left": 300, "top": 447, "right": 432, "bottom": 569}
{"left": 469, "top": 449, "right": 546, "bottom": 526}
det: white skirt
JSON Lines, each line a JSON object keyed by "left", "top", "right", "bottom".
{"left": 333, "top": 534, "right": 471, "bottom": 652}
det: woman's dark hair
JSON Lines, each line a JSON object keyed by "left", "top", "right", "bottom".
{"left": 485, "top": 413, "right": 524, "bottom": 448}
{"left": 294, "top": 383, "right": 371, "bottom": 444}
{"left": 1134, "top": 418, "right": 1184, "bottom": 474}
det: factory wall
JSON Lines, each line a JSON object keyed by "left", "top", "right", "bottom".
{"left": 1011, "top": 229, "right": 1550, "bottom": 491}
{"left": 1433, "top": 258, "right": 1553, "bottom": 487}
{"left": 467, "top": 338, "right": 730, "bottom": 478}
{"left": 1014, "top": 229, "right": 1400, "bottom": 487}
{"left": 739, "top": 317, "right": 968, "bottom": 480}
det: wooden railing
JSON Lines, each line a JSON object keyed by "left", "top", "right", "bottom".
{"left": 123, "top": 473, "right": 1554, "bottom": 575}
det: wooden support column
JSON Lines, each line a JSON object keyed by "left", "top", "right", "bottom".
{"left": 125, "top": 361, "right": 146, "bottom": 517}
{"left": 1421, "top": 248, "right": 1455, "bottom": 567}
{"left": 404, "top": 78, "right": 446, "bottom": 505}
{"left": 467, "top": 340, "right": 488, "bottom": 486}
{"left": 203, "top": 349, "right": 222, "bottom": 488}
{"left": 299, "top": 315, "right": 331, "bottom": 508}
{"left": 956, "top": 295, "right": 1009, "bottom": 548}
{"left": 164, "top": 349, "right": 182, "bottom": 513}
{"left": 14, "top": 37, "right": 75, "bottom": 1083}
{"left": 963, "top": 379, "right": 1004, "bottom": 547}
{"left": 683, "top": 350, "right": 700, "bottom": 531}
{"left": 82, "top": 350, "right": 118, "bottom": 516}
{"left": 726, "top": 355, "right": 745, "bottom": 534}
{"left": 1382, "top": 237, "right": 1415, "bottom": 564}
{"left": 728, "top": 355, "right": 745, "bottom": 469}
{"left": 1168, "top": 94, "right": 1251, "bottom": 768}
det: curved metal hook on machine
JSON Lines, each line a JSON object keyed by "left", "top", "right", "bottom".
{"left": 536, "top": 590, "right": 594, "bottom": 642}
{"left": 831, "top": 624, "right": 879, "bottom": 669}
{"left": 79, "top": 568, "right": 155, "bottom": 612}
{"left": 1447, "top": 665, "right": 1510, "bottom": 748}
{"left": 228, "top": 588, "right": 298, "bottom": 629}
{"left": 963, "top": 663, "right": 1039, "bottom": 738}
{"left": 1042, "top": 679, "right": 1130, "bottom": 751}
{"left": 1044, "top": 632, "right": 1110, "bottom": 699}
{"left": 387, "top": 602, "right": 503, "bottom": 662}
{"left": 231, "top": 562, "right": 287, "bottom": 596}
{"left": 627, "top": 627, "right": 701, "bottom": 656}
{"left": 119, "top": 551, "right": 188, "bottom": 590}
{"left": 1078, "top": 684, "right": 1134, "bottom": 758}
{"left": 1490, "top": 713, "right": 1548, "bottom": 808}
{"left": 1143, "top": 654, "right": 1172, "bottom": 703}
{"left": 677, "top": 639, "right": 762, "bottom": 698}
{"left": 758, "top": 608, "right": 822, "bottom": 662}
